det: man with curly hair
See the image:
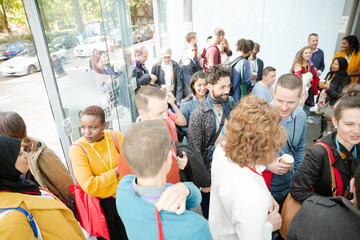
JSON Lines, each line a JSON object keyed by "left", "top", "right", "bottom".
{"left": 188, "top": 64, "right": 234, "bottom": 218}
{"left": 263, "top": 73, "right": 307, "bottom": 209}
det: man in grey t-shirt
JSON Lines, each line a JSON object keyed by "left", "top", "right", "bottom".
{"left": 251, "top": 66, "right": 276, "bottom": 103}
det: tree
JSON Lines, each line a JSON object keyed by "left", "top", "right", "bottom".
{"left": 128, "top": 0, "right": 152, "bottom": 25}
{"left": 0, "top": 0, "right": 26, "bottom": 34}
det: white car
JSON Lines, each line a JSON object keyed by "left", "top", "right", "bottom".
{"left": 73, "top": 36, "right": 108, "bottom": 57}
{"left": 0, "top": 47, "right": 68, "bottom": 76}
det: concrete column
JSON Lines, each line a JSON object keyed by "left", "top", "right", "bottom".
{"left": 334, "top": 0, "right": 359, "bottom": 54}
{"left": 183, "top": 0, "right": 193, "bottom": 32}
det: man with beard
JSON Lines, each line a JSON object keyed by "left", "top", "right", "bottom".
{"left": 187, "top": 65, "right": 233, "bottom": 219}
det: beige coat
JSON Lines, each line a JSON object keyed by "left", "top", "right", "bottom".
{"left": 28, "top": 137, "right": 74, "bottom": 202}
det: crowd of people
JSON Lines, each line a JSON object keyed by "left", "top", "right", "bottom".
{"left": 1, "top": 27, "right": 360, "bottom": 240}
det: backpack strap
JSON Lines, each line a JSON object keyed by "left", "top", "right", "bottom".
{"left": 205, "top": 111, "right": 226, "bottom": 152}
{"left": 315, "top": 142, "right": 343, "bottom": 197}
{"left": 232, "top": 59, "right": 245, "bottom": 95}
{"left": 0, "top": 207, "right": 42, "bottom": 239}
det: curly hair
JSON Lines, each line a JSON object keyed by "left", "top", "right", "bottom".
{"left": 205, "top": 65, "right": 231, "bottom": 85}
{"left": 81, "top": 105, "right": 105, "bottom": 124}
{"left": 236, "top": 38, "right": 251, "bottom": 53}
{"left": 290, "top": 46, "right": 311, "bottom": 73}
{"left": 343, "top": 35, "right": 359, "bottom": 54}
{"left": 222, "top": 95, "right": 287, "bottom": 168}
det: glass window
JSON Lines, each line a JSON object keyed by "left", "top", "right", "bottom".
{"left": 36, "top": 0, "right": 135, "bottom": 142}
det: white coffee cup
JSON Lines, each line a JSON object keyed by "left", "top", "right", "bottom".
{"left": 320, "top": 79, "right": 326, "bottom": 83}
{"left": 161, "top": 84, "right": 166, "bottom": 91}
{"left": 280, "top": 154, "right": 294, "bottom": 170}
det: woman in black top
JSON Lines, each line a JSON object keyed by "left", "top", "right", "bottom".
{"left": 291, "top": 84, "right": 360, "bottom": 203}
{"left": 319, "top": 57, "right": 351, "bottom": 134}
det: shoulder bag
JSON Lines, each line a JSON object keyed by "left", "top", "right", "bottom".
{"left": 68, "top": 131, "right": 119, "bottom": 239}
{"left": 279, "top": 142, "right": 337, "bottom": 239}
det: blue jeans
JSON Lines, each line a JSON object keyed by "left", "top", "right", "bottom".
{"left": 303, "top": 105, "right": 311, "bottom": 117}
{"left": 271, "top": 187, "right": 290, "bottom": 213}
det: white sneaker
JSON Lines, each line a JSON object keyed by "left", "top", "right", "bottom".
{"left": 307, "top": 118, "right": 314, "bottom": 124}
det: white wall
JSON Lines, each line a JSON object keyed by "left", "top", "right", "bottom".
{"left": 190, "top": 0, "right": 346, "bottom": 78}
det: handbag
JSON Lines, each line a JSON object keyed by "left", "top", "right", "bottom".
{"left": 68, "top": 183, "right": 109, "bottom": 239}
{"left": 279, "top": 142, "right": 337, "bottom": 239}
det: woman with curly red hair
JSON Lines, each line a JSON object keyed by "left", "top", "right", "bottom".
{"left": 209, "top": 95, "right": 286, "bottom": 239}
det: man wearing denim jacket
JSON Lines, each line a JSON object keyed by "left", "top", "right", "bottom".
{"left": 263, "top": 73, "right": 307, "bottom": 209}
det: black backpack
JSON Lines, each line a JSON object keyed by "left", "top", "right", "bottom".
{"left": 225, "top": 56, "right": 246, "bottom": 96}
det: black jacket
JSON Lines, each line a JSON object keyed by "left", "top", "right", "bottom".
{"left": 179, "top": 57, "right": 200, "bottom": 97}
{"left": 291, "top": 132, "right": 360, "bottom": 203}
{"left": 151, "top": 60, "right": 184, "bottom": 103}
{"left": 132, "top": 60, "right": 152, "bottom": 93}
{"left": 324, "top": 71, "right": 351, "bottom": 106}
{"left": 287, "top": 196, "right": 360, "bottom": 240}
{"left": 175, "top": 142, "right": 211, "bottom": 188}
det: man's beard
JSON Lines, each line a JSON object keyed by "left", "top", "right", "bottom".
{"left": 212, "top": 91, "right": 229, "bottom": 104}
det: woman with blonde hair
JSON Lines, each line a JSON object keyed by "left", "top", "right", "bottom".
{"left": 218, "top": 38, "right": 232, "bottom": 64}
{"left": 209, "top": 95, "right": 286, "bottom": 239}
{"left": 291, "top": 46, "right": 320, "bottom": 122}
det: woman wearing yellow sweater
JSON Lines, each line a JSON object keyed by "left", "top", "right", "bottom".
{"left": 69, "top": 105, "right": 127, "bottom": 240}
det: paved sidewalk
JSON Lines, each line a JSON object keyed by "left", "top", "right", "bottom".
{"left": 0, "top": 72, "right": 66, "bottom": 164}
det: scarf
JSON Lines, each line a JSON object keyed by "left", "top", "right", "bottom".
{"left": 0, "top": 136, "right": 40, "bottom": 195}
{"left": 327, "top": 57, "right": 349, "bottom": 82}
{"left": 207, "top": 95, "right": 232, "bottom": 118}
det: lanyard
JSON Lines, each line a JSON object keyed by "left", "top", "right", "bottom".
{"left": 192, "top": 94, "right": 201, "bottom": 104}
{"left": 206, "top": 98, "right": 225, "bottom": 135}
{"left": 260, "top": 82, "right": 274, "bottom": 99}
{"left": 135, "top": 60, "right": 145, "bottom": 74}
{"left": 326, "top": 73, "right": 335, "bottom": 84}
{"left": 88, "top": 133, "right": 112, "bottom": 171}
{"left": 130, "top": 184, "right": 161, "bottom": 201}
{"left": 287, "top": 117, "right": 296, "bottom": 157}
{"left": 246, "top": 165, "right": 262, "bottom": 176}
{"left": 335, "top": 136, "right": 357, "bottom": 158}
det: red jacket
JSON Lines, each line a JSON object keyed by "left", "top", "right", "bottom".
{"left": 118, "top": 122, "right": 180, "bottom": 184}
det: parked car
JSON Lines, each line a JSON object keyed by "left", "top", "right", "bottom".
{"left": 139, "top": 26, "right": 154, "bottom": 42}
{"left": 131, "top": 25, "right": 153, "bottom": 44}
{"left": 51, "top": 34, "right": 80, "bottom": 49}
{"left": 68, "top": 31, "right": 83, "bottom": 42}
{"left": 0, "top": 47, "right": 68, "bottom": 76}
{"left": 0, "top": 42, "right": 33, "bottom": 60}
{"left": 73, "top": 36, "right": 108, "bottom": 57}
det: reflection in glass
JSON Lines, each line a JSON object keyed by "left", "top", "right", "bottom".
{"left": 36, "top": 0, "right": 135, "bottom": 142}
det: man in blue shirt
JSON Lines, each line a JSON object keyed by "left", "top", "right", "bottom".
{"left": 265, "top": 74, "right": 307, "bottom": 208}
{"left": 116, "top": 120, "right": 212, "bottom": 240}
{"left": 308, "top": 33, "right": 325, "bottom": 76}
{"left": 251, "top": 66, "right": 276, "bottom": 103}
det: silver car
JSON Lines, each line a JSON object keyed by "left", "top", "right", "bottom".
{"left": 0, "top": 47, "right": 69, "bottom": 76}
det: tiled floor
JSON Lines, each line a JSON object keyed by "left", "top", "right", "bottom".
{"left": 305, "top": 112, "right": 322, "bottom": 148}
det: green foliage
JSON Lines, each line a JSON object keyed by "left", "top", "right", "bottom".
{"left": 0, "top": 33, "right": 33, "bottom": 44}
{"left": 0, "top": 0, "right": 27, "bottom": 32}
